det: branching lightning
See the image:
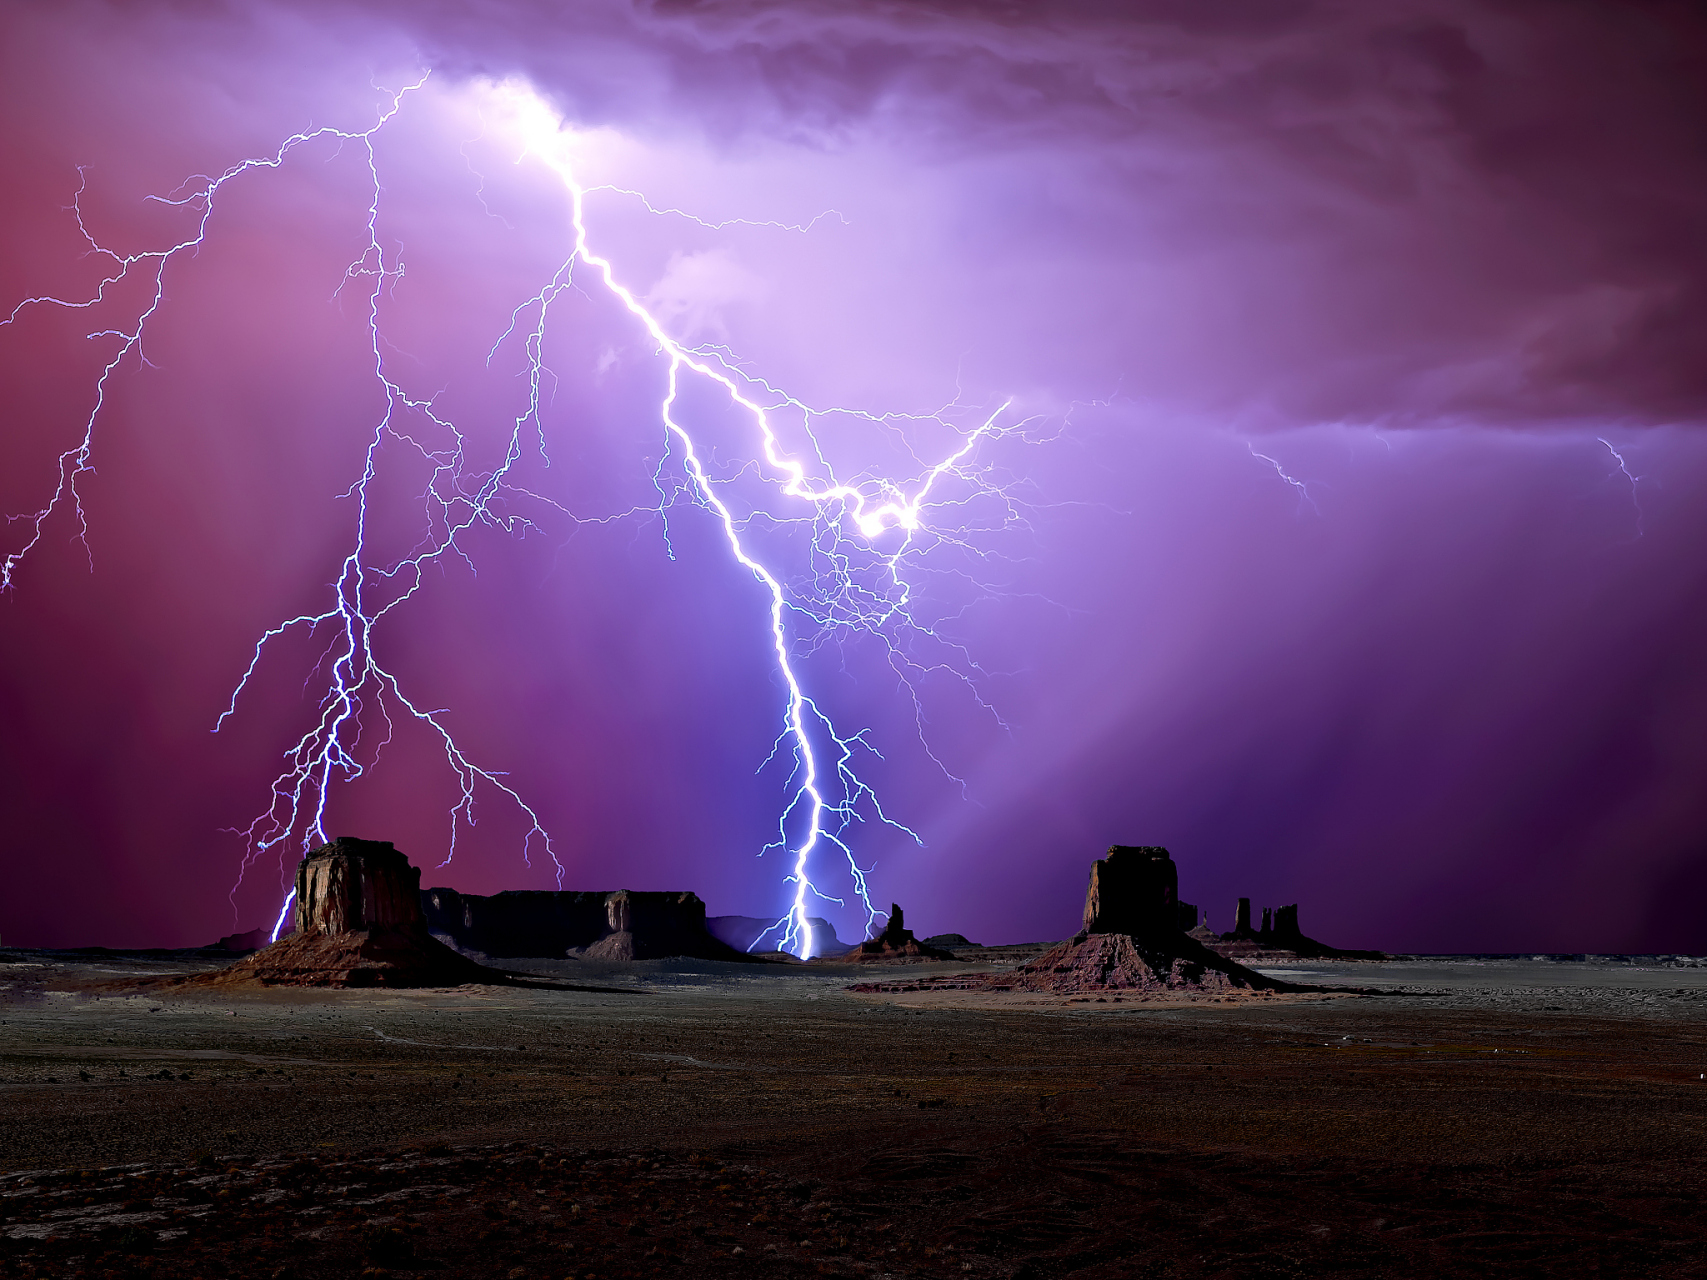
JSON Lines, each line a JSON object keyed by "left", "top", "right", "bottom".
{"left": 1248, "top": 442, "right": 1319, "bottom": 515}
{"left": 2, "top": 75, "right": 1036, "bottom": 956}
{"left": 582, "top": 184, "right": 849, "bottom": 235}
{"left": 1597, "top": 437, "right": 1644, "bottom": 538}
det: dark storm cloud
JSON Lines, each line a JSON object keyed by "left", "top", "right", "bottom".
{"left": 3, "top": 0, "right": 1706, "bottom": 952}
{"left": 329, "top": 0, "right": 1707, "bottom": 426}
{"left": 37, "top": 0, "right": 1707, "bottom": 428}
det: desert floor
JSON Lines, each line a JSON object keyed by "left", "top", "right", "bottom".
{"left": 2, "top": 948, "right": 1706, "bottom": 1279}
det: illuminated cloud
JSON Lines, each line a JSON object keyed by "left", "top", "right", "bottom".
{"left": 2, "top": 0, "right": 1705, "bottom": 952}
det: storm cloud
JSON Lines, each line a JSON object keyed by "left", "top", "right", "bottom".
{"left": 2, "top": 0, "right": 1705, "bottom": 952}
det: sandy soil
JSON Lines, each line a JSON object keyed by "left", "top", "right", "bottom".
{"left": 2, "top": 948, "right": 1706, "bottom": 1278}
{"left": 842, "top": 986, "right": 1353, "bottom": 1011}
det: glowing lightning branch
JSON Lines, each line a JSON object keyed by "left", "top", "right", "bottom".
{"left": 3, "top": 75, "right": 1035, "bottom": 956}
{"left": 582, "top": 184, "right": 848, "bottom": 234}
{"left": 1597, "top": 437, "right": 1644, "bottom": 538}
{"left": 1248, "top": 443, "right": 1319, "bottom": 515}
{"left": 501, "top": 90, "right": 1034, "bottom": 956}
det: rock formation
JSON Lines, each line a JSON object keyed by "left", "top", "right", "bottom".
{"left": 997, "top": 846, "right": 1282, "bottom": 992}
{"left": 1210, "top": 898, "right": 1386, "bottom": 961}
{"left": 207, "top": 838, "right": 495, "bottom": 987}
{"left": 1233, "top": 897, "right": 1255, "bottom": 937}
{"left": 1185, "top": 907, "right": 1218, "bottom": 945}
{"left": 1081, "top": 844, "right": 1177, "bottom": 935}
{"left": 974, "top": 930, "right": 1254, "bottom": 995}
{"left": 214, "top": 926, "right": 269, "bottom": 954}
{"left": 424, "top": 887, "right": 756, "bottom": 963}
{"left": 1268, "top": 902, "right": 1385, "bottom": 958}
{"left": 574, "top": 890, "right": 753, "bottom": 962}
{"left": 848, "top": 846, "right": 1290, "bottom": 998}
{"left": 843, "top": 904, "right": 959, "bottom": 963}
{"left": 294, "top": 839, "right": 423, "bottom": 934}
{"left": 921, "top": 932, "right": 978, "bottom": 950}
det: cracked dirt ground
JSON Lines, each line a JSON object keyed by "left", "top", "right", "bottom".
{"left": 2, "top": 951, "right": 1706, "bottom": 1278}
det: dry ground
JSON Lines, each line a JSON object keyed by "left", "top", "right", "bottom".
{"left": 2, "top": 949, "right": 1706, "bottom": 1279}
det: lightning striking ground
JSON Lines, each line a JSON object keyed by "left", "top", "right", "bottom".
{"left": 1, "top": 75, "right": 1031, "bottom": 955}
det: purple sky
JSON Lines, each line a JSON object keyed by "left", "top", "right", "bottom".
{"left": 3, "top": 0, "right": 1706, "bottom": 953}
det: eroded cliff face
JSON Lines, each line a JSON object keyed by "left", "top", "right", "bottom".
{"left": 294, "top": 838, "right": 423, "bottom": 935}
{"left": 421, "top": 887, "right": 753, "bottom": 962}
{"left": 204, "top": 839, "right": 494, "bottom": 988}
{"left": 1081, "top": 845, "right": 1179, "bottom": 937}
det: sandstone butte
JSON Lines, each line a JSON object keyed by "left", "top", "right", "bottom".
{"left": 192, "top": 837, "right": 498, "bottom": 989}
{"left": 850, "top": 845, "right": 1295, "bottom": 997}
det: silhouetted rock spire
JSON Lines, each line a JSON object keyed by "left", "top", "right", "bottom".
{"left": 1214, "top": 897, "right": 1385, "bottom": 960}
{"left": 846, "top": 903, "right": 958, "bottom": 962}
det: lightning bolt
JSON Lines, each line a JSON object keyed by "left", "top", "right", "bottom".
{"left": 1597, "top": 437, "right": 1644, "bottom": 538}
{"left": 1247, "top": 442, "right": 1319, "bottom": 515}
{"left": 582, "top": 183, "right": 849, "bottom": 235}
{"left": 2, "top": 74, "right": 1034, "bottom": 956}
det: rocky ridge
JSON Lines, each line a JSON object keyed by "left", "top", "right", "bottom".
{"left": 424, "top": 887, "right": 759, "bottom": 963}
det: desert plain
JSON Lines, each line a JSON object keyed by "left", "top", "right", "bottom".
{"left": 3, "top": 947, "right": 1706, "bottom": 1279}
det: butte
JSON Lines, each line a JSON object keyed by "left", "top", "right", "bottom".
{"left": 193, "top": 837, "right": 499, "bottom": 988}
{"left": 850, "top": 845, "right": 1293, "bottom": 999}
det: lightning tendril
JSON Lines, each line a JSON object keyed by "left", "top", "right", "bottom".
{"left": 2, "top": 74, "right": 1038, "bottom": 956}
